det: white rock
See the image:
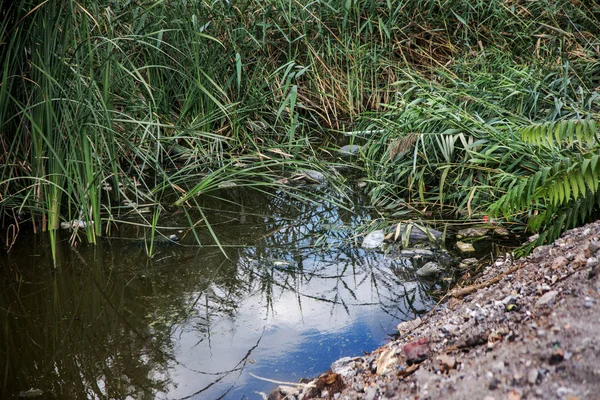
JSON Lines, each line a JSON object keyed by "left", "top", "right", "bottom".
{"left": 527, "top": 368, "right": 539, "bottom": 384}
{"left": 535, "top": 290, "right": 558, "bottom": 307}
{"left": 277, "top": 385, "right": 299, "bottom": 397}
{"left": 456, "top": 227, "right": 490, "bottom": 239}
{"left": 362, "top": 230, "right": 385, "bottom": 249}
{"left": 300, "top": 169, "right": 326, "bottom": 183}
{"left": 397, "top": 317, "right": 422, "bottom": 336}
{"left": 416, "top": 261, "right": 442, "bottom": 277}
{"left": 330, "top": 357, "right": 356, "bottom": 379}
{"left": 376, "top": 347, "right": 398, "bottom": 375}
{"left": 338, "top": 144, "right": 362, "bottom": 156}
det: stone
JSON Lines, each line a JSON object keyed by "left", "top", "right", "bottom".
{"left": 403, "top": 337, "right": 430, "bottom": 364}
{"left": 441, "top": 323, "right": 460, "bottom": 336}
{"left": 217, "top": 181, "right": 237, "bottom": 188}
{"left": 268, "top": 385, "right": 299, "bottom": 400}
{"left": 364, "top": 387, "right": 378, "bottom": 400}
{"left": 552, "top": 256, "right": 568, "bottom": 270}
{"left": 507, "top": 389, "right": 522, "bottom": 400}
{"left": 331, "top": 357, "right": 356, "bottom": 379}
{"left": 456, "top": 227, "right": 490, "bottom": 239}
{"left": 416, "top": 261, "right": 443, "bottom": 277}
{"left": 278, "top": 385, "right": 300, "bottom": 397}
{"left": 540, "top": 284, "right": 552, "bottom": 293}
{"left": 338, "top": 144, "right": 362, "bottom": 156}
{"left": 556, "top": 386, "right": 573, "bottom": 397}
{"left": 376, "top": 348, "right": 398, "bottom": 375}
{"left": 391, "top": 225, "right": 444, "bottom": 244}
{"left": 436, "top": 354, "right": 456, "bottom": 371}
{"left": 299, "top": 169, "right": 326, "bottom": 183}
{"left": 501, "top": 295, "right": 517, "bottom": 306}
{"left": 397, "top": 317, "right": 422, "bottom": 336}
{"left": 527, "top": 368, "right": 539, "bottom": 384}
{"left": 399, "top": 249, "right": 436, "bottom": 258}
{"left": 413, "top": 226, "right": 444, "bottom": 241}
{"left": 587, "top": 257, "right": 599, "bottom": 268}
{"left": 362, "top": 230, "right": 385, "bottom": 249}
{"left": 18, "top": 389, "right": 44, "bottom": 398}
{"left": 456, "top": 241, "right": 476, "bottom": 254}
{"left": 589, "top": 238, "right": 600, "bottom": 254}
{"left": 461, "top": 257, "right": 479, "bottom": 266}
{"left": 493, "top": 226, "right": 510, "bottom": 237}
{"left": 535, "top": 290, "right": 558, "bottom": 307}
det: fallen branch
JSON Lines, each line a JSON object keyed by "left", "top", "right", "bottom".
{"left": 449, "top": 262, "right": 522, "bottom": 298}
{"left": 249, "top": 373, "right": 316, "bottom": 388}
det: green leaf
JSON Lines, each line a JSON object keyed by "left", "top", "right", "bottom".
{"left": 570, "top": 175, "right": 579, "bottom": 200}
{"left": 439, "top": 166, "right": 450, "bottom": 209}
{"left": 563, "top": 178, "right": 571, "bottom": 205}
{"left": 576, "top": 173, "right": 587, "bottom": 198}
{"left": 582, "top": 158, "right": 591, "bottom": 176}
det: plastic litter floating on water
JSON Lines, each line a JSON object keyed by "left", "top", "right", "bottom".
{"left": 59, "top": 219, "right": 94, "bottom": 229}
{"left": 361, "top": 229, "right": 385, "bottom": 249}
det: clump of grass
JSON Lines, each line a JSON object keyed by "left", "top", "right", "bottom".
{"left": 0, "top": 0, "right": 345, "bottom": 259}
{"left": 357, "top": 29, "right": 600, "bottom": 248}
{"left": 1, "top": 0, "right": 599, "bottom": 260}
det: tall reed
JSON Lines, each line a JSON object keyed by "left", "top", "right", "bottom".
{"left": 1, "top": 0, "right": 599, "bottom": 258}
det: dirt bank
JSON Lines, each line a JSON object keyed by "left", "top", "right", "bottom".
{"left": 270, "top": 221, "right": 600, "bottom": 400}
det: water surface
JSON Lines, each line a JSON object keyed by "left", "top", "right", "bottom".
{"left": 0, "top": 189, "right": 436, "bottom": 399}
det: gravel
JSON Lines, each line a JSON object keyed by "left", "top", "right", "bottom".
{"left": 268, "top": 221, "right": 600, "bottom": 400}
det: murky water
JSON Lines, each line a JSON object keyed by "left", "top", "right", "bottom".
{"left": 0, "top": 188, "right": 438, "bottom": 399}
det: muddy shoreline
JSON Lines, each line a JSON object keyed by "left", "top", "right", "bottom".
{"left": 268, "top": 221, "right": 600, "bottom": 400}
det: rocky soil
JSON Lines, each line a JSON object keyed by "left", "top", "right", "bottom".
{"left": 268, "top": 221, "right": 600, "bottom": 400}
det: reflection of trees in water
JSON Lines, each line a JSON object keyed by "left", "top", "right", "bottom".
{"left": 224, "top": 191, "right": 433, "bottom": 324}
{"left": 0, "top": 189, "right": 435, "bottom": 399}
{"left": 0, "top": 239, "right": 173, "bottom": 399}
{"left": 234, "top": 246, "right": 431, "bottom": 323}
{"left": 190, "top": 188, "right": 433, "bottom": 337}
{"left": 0, "top": 237, "right": 254, "bottom": 399}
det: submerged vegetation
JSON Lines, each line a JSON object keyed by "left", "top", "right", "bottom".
{"left": 1, "top": 0, "right": 599, "bottom": 257}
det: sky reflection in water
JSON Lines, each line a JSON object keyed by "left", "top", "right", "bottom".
{"left": 0, "top": 189, "right": 434, "bottom": 399}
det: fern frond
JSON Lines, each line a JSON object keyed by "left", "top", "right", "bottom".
{"left": 490, "top": 153, "right": 600, "bottom": 218}
{"left": 519, "top": 119, "right": 598, "bottom": 148}
{"left": 537, "top": 156, "right": 600, "bottom": 207}
{"left": 518, "top": 188, "right": 600, "bottom": 257}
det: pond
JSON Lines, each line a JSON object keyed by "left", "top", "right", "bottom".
{"left": 0, "top": 188, "right": 441, "bottom": 399}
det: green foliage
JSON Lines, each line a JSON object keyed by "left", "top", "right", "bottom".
{"left": 1, "top": 0, "right": 599, "bottom": 260}
{"left": 0, "top": 0, "right": 349, "bottom": 258}
{"left": 519, "top": 120, "right": 598, "bottom": 149}
{"left": 356, "top": 56, "right": 600, "bottom": 251}
{"left": 489, "top": 119, "right": 600, "bottom": 251}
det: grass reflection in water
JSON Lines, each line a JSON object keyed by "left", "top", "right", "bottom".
{"left": 0, "top": 190, "right": 436, "bottom": 399}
